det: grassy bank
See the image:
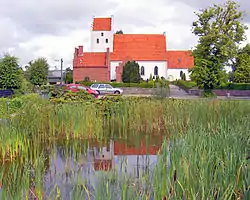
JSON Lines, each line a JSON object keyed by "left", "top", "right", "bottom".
{"left": 0, "top": 94, "right": 249, "bottom": 199}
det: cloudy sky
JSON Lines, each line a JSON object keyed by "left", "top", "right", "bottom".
{"left": 0, "top": 0, "right": 249, "bottom": 69}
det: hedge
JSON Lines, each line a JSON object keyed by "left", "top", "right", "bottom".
{"left": 218, "top": 83, "right": 250, "bottom": 90}
{"left": 172, "top": 80, "right": 250, "bottom": 91}
{"left": 75, "top": 81, "right": 169, "bottom": 88}
{"left": 172, "top": 80, "right": 196, "bottom": 91}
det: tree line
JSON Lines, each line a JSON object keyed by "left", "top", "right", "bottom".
{"left": 0, "top": 55, "right": 73, "bottom": 91}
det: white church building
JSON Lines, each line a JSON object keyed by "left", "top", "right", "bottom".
{"left": 73, "top": 16, "right": 194, "bottom": 82}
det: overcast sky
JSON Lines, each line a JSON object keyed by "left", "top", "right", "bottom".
{"left": 0, "top": 0, "right": 249, "bottom": 69}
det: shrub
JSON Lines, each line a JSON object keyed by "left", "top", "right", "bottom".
{"left": 173, "top": 80, "right": 196, "bottom": 91}
{"left": 122, "top": 61, "right": 141, "bottom": 83}
{"left": 218, "top": 83, "right": 250, "bottom": 90}
{"left": 49, "top": 87, "right": 94, "bottom": 103}
{"left": 152, "top": 82, "right": 170, "bottom": 99}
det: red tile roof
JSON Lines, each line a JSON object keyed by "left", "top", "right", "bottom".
{"left": 92, "top": 17, "right": 112, "bottom": 31}
{"left": 167, "top": 51, "right": 194, "bottom": 69}
{"left": 76, "top": 52, "right": 106, "bottom": 67}
{"left": 110, "top": 34, "right": 167, "bottom": 61}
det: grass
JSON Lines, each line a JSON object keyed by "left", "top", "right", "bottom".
{"left": 0, "top": 94, "right": 249, "bottom": 199}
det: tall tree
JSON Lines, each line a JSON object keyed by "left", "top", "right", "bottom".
{"left": 0, "top": 54, "right": 23, "bottom": 89}
{"left": 64, "top": 67, "right": 73, "bottom": 84}
{"left": 189, "top": 0, "right": 248, "bottom": 91}
{"left": 122, "top": 61, "right": 141, "bottom": 83}
{"left": 27, "top": 58, "right": 49, "bottom": 86}
{"left": 233, "top": 44, "right": 250, "bottom": 83}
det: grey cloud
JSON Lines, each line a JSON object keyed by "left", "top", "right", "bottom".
{"left": 0, "top": 0, "right": 119, "bottom": 35}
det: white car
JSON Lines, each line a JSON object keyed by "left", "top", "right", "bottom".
{"left": 90, "top": 84, "right": 123, "bottom": 95}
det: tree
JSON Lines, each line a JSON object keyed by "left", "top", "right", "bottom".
{"left": 115, "top": 30, "right": 123, "bottom": 34}
{"left": 189, "top": 0, "right": 248, "bottom": 92}
{"left": 0, "top": 54, "right": 23, "bottom": 89}
{"left": 27, "top": 58, "right": 49, "bottom": 86}
{"left": 233, "top": 44, "right": 250, "bottom": 83}
{"left": 122, "top": 61, "right": 141, "bottom": 83}
{"left": 64, "top": 67, "right": 73, "bottom": 84}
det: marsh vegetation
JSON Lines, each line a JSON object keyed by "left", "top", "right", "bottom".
{"left": 0, "top": 94, "right": 249, "bottom": 199}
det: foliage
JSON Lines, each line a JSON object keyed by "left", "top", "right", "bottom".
{"left": 201, "top": 90, "right": 217, "bottom": 98}
{"left": 64, "top": 67, "right": 73, "bottom": 84}
{"left": 173, "top": 80, "right": 197, "bottom": 91}
{"left": 83, "top": 76, "right": 90, "bottom": 82}
{"left": 26, "top": 57, "right": 49, "bottom": 86}
{"left": 115, "top": 30, "right": 123, "bottom": 34}
{"left": 122, "top": 61, "right": 141, "bottom": 83}
{"left": 218, "top": 82, "right": 250, "bottom": 90}
{"left": 190, "top": 0, "right": 248, "bottom": 92}
{"left": 0, "top": 54, "right": 23, "bottom": 89}
{"left": 149, "top": 74, "right": 153, "bottom": 81}
{"left": 233, "top": 44, "right": 250, "bottom": 83}
{"left": 0, "top": 97, "right": 249, "bottom": 199}
{"left": 152, "top": 82, "right": 170, "bottom": 99}
{"left": 182, "top": 73, "right": 186, "bottom": 81}
{"left": 49, "top": 87, "right": 94, "bottom": 103}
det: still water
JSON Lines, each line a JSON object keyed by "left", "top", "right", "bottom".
{"left": 0, "top": 135, "right": 170, "bottom": 199}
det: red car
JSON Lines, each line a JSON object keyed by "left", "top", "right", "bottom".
{"left": 65, "top": 84, "right": 99, "bottom": 98}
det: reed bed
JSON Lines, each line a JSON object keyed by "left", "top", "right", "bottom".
{"left": 0, "top": 95, "right": 249, "bottom": 199}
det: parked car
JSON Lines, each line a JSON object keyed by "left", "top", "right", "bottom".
{"left": 90, "top": 84, "right": 123, "bottom": 95}
{"left": 65, "top": 84, "right": 99, "bottom": 98}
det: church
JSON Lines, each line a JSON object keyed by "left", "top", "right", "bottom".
{"left": 73, "top": 16, "right": 194, "bottom": 82}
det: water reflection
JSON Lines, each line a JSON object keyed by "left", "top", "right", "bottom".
{"left": 1, "top": 135, "right": 167, "bottom": 199}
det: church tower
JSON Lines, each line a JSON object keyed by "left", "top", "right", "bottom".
{"left": 90, "top": 16, "right": 114, "bottom": 52}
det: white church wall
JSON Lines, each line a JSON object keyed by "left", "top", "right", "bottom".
{"left": 91, "top": 31, "right": 114, "bottom": 52}
{"left": 167, "top": 69, "right": 190, "bottom": 81}
{"left": 110, "top": 61, "right": 167, "bottom": 81}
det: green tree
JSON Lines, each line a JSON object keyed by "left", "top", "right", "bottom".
{"left": 27, "top": 58, "right": 49, "bottom": 86}
{"left": 233, "top": 44, "right": 250, "bottom": 83}
{"left": 64, "top": 67, "right": 73, "bottom": 84}
{"left": 122, "top": 61, "right": 141, "bottom": 83}
{"left": 189, "top": 0, "right": 248, "bottom": 92}
{"left": 0, "top": 54, "right": 23, "bottom": 89}
{"left": 115, "top": 30, "right": 123, "bottom": 34}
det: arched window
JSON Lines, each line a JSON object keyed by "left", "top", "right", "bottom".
{"left": 101, "top": 32, "right": 104, "bottom": 36}
{"left": 154, "top": 66, "right": 158, "bottom": 76}
{"left": 141, "top": 66, "right": 145, "bottom": 76}
{"left": 180, "top": 70, "right": 183, "bottom": 78}
{"left": 106, "top": 38, "right": 108, "bottom": 43}
{"left": 97, "top": 38, "right": 99, "bottom": 43}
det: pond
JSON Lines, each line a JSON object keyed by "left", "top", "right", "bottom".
{"left": 0, "top": 134, "right": 170, "bottom": 199}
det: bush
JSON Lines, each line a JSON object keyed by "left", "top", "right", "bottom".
{"left": 172, "top": 80, "right": 196, "bottom": 91}
{"left": 152, "top": 82, "right": 170, "bottom": 99}
{"left": 122, "top": 61, "right": 141, "bottom": 83}
{"left": 218, "top": 83, "right": 250, "bottom": 90}
{"left": 49, "top": 88, "right": 94, "bottom": 103}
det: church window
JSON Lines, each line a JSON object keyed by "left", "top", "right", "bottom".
{"left": 180, "top": 70, "right": 183, "bottom": 78}
{"left": 154, "top": 66, "right": 158, "bottom": 76}
{"left": 97, "top": 38, "right": 99, "bottom": 43}
{"left": 141, "top": 66, "right": 145, "bottom": 75}
{"left": 106, "top": 38, "right": 108, "bottom": 43}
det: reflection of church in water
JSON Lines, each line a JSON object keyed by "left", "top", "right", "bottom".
{"left": 93, "top": 140, "right": 162, "bottom": 174}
